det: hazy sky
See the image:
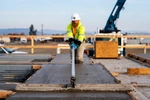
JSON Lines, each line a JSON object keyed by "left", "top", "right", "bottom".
{"left": 0, "top": 0, "right": 150, "bottom": 33}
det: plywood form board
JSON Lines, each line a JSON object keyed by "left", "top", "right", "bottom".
{"left": 95, "top": 41, "right": 118, "bottom": 58}
{"left": 127, "top": 68, "right": 150, "bottom": 75}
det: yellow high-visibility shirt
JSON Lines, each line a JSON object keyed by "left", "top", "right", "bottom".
{"left": 66, "top": 21, "right": 85, "bottom": 42}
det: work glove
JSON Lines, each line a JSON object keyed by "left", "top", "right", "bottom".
{"left": 68, "top": 38, "right": 75, "bottom": 44}
{"left": 74, "top": 39, "right": 81, "bottom": 46}
{"left": 70, "top": 43, "right": 78, "bottom": 49}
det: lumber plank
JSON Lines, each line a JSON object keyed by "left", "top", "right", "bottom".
{"left": 32, "top": 65, "right": 42, "bottom": 70}
{"left": 138, "top": 57, "right": 146, "bottom": 62}
{"left": 146, "top": 59, "right": 150, "bottom": 64}
{"left": 127, "top": 68, "right": 150, "bottom": 75}
{"left": 110, "top": 72, "right": 119, "bottom": 77}
{"left": 0, "top": 90, "right": 14, "bottom": 98}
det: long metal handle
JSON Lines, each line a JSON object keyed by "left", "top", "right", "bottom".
{"left": 72, "top": 47, "right": 75, "bottom": 77}
{"left": 63, "top": 47, "right": 76, "bottom": 88}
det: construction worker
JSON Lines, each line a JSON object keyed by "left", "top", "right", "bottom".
{"left": 67, "top": 13, "right": 86, "bottom": 64}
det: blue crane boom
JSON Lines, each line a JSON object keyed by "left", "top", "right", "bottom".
{"left": 100, "top": 0, "right": 126, "bottom": 33}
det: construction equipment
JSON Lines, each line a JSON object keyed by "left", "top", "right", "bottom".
{"left": 70, "top": 47, "right": 76, "bottom": 88}
{"left": 100, "top": 0, "right": 126, "bottom": 33}
{"left": 63, "top": 47, "right": 76, "bottom": 88}
{"left": 88, "top": 0, "right": 126, "bottom": 57}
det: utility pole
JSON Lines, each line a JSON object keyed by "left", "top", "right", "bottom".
{"left": 41, "top": 24, "right": 43, "bottom": 35}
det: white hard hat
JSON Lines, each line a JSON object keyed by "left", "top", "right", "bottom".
{"left": 71, "top": 13, "right": 81, "bottom": 21}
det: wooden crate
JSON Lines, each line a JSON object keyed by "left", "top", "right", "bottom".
{"left": 95, "top": 41, "right": 118, "bottom": 58}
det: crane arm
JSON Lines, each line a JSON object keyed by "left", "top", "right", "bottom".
{"left": 100, "top": 0, "right": 126, "bottom": 33}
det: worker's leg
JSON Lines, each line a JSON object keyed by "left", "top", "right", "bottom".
{"left": 76, "top": 41, "right": 85, "bottom": 62}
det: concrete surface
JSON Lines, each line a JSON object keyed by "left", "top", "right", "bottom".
{"left": 51, "top": 54, "right": 91, "bottom": 64}
{"left": 6, "top": 54, "right": 132, "bottom": 100}
{"left": 6, "top": 91, "right": 132, "bottom": 100}
{"left": 0, "top": 54, "right": 52, "bottom": 61}
{"left": 91, "top": 57, "right": 150, "bottom": 99}
{"left": 26, "top": 64, "right": 116, "bottom": 84}
{"left": 0, "top": 65, "right": 32, "bottom": 72}
{"left": 0, "top": 83, "right": 17, "bottom": 90}
{"left": 136, "top": 54, "right": 150, "bottom": 59}
{"left": 0, "top": 65, "right": 34, "bottom": 83}
{"left": 136, "top": 87, "right": 150, "bottom": 99}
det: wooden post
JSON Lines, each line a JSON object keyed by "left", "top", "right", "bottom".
{"left": 0, "top": 90, "right": 14, "bottom": 99}
{"left": 116, "top": 32, "right": 118, "bottom": 42}
{"left": 31, "top": 37, "right": 34, "bottom": 54}
{"left": 144, "top": 47, "right": 146, "bottom": 54}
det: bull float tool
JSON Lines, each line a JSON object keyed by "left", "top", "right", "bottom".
{"left": 61, "top": 47, "right": 76, "bottom": 88}
{"left": 68, "top": 47, "right": 76, "bottom": 88}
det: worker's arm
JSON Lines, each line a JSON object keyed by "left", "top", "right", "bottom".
{"left": 78, "top": 25, "right": 85, "bottom": 42}
{"left": 67, "top": 23, "right": 76, "bottom": 46}
{"left": 75, "top": 25, "right": 85, "bottom": 46}
{"left": 67, "top": 23, "right": 73, "bottom": 40}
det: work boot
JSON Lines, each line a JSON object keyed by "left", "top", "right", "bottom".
{"left": 75, "top": 60, "right": 78, "bottom": 64}
{"left": 75, "top": 60, "right": 83, "bottom": 64}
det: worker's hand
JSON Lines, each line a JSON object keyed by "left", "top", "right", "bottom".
{"left": 70, "top": 43, "right": 78, "bottom": 49}
{"left": 69, "top": 38, "right": 75, "bottom": 44}
{"left": 74, "top": 39, "right": 81, "bottom": 46}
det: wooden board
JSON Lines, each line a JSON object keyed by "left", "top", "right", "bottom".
{"left": 127, "top": 68, "right": 150, "bottom": 75}
{"left": 32, "top": 65, "right": 42, "bottom": 70}
{"left": 146, "top": 59, "right": 150, "bottom": 64}
{"left": 138, "top": 57, "right": 146, "bottom": 62}
{"left": 0, "top": 90, "right": 14, "bottom": 98}
{"left": 95, "top": 41, "right": 118, "bottom": 58}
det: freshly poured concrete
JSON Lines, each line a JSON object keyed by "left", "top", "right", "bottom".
{"left": 0, "top": 54, "right": 52, "bottom": 61}
{"left": 7, "top": 91, "right": 132, "bottom": 100}
{"left": 6, "top": 54, "right": 132, "bottom": 100}
{"left": 26, "top": 64, "right": 116, "bottom": 84}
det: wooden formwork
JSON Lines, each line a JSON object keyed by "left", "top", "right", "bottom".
{"left": 95, "top": 41, "right": 118, "bottom": 58}
{"left": 138, "top": 57, "right": 146, "bottom": 62}
{"left": 32, "top": 65, "right": 42, "bottom": 70}
{"left": 146, "top": 59, "right": 150, "bottom": 64}
{"left": 128, "top": 53, "right": 149, "bottom": 62}
{"left": 127, "top": 68, "right": 150, "bottom": 75}
{"left": 0, "top": 90, "right": 14, "bottom": 99}
{"left": 128, "top": 53, "right": 139, "bottom": 59}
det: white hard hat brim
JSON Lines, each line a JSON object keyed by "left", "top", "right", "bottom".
{"left": 71, "top": 18, "right": 81, "bottom": 21}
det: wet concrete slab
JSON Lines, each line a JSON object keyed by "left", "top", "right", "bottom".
{"left": 0, "top": 54, "right": 52, "bottom": 65}
{"left": 136, "top": 54, "right": 150, "bottom": 59}
{"left": 26, "top": 64, "right": 116, "bottom": 84}
{"left": 0, "top": 54, "right": 52, "bottom": 61}
{"left": 51, "top": 54, "right": 91, "bottom": 64}
{"left": 0, "top": 83, "right": 17, "bottom": 90}
{"left": 6, "top": 91, "right": 132, "bottom": 100}
{"left": 6, "top": 54, "right": 133, "bottom": 100}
